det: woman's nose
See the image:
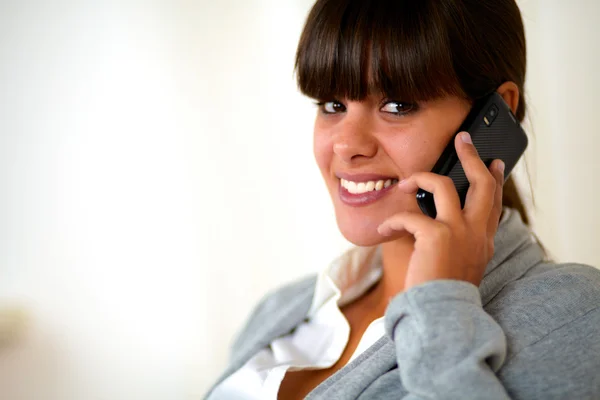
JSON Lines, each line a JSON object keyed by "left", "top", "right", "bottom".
{"left": 332, "top": 118, "right": 378, "bottom": 163}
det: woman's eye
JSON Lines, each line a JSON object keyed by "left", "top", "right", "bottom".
{"left": 380, "top": 101, "right": 417, "bottom": 116}
{"left": 315, "top": 101, "right": 346, "bottom": 114}
{"left": 313, "top": 100, "right": 416, "bottom": 116}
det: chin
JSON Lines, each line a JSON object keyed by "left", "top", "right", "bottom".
{"left": 331, "top": 194, "right": 420, "bottom": 247}
{"left": 335, "top": 212, "right": 391, "bottom": 247}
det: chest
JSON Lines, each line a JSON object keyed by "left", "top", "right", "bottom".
{"left": 277, "top": 300, "right": 385, "bottom": 399}
{"left": 277, "top": 327, "right": 362, "bottom": 400}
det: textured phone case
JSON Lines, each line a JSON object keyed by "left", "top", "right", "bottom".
{"left": 416, "top": 92, "right": 528, "bottom": 218}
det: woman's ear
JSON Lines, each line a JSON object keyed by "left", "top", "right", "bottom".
{"left": 496, "top": 81, "right": 520, "bottom": 115}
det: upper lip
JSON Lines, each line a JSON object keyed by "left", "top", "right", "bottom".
{"left": 336, "top": 172, "right": 398, "bottom": 182}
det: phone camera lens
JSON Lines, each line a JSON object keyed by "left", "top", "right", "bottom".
{"left": 484, "top": 105, "right": 499, "bottom": 126}
{"left": 487, "top": 105, "right": 499, "bottom": 119}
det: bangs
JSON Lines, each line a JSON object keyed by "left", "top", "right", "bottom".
{"left": 294, "top": 0, "right": 466, "bottom": 102}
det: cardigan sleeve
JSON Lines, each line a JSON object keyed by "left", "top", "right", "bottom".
{"left": 384, "top": 279, "right": 511, "bottom": 399}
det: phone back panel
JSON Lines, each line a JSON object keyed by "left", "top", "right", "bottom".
{"left": 416, "top": 92, "right": 528, "bottom": 218}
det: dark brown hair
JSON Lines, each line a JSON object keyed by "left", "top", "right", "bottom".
{"left": 294, "top": 0, "right": 530, "bottom": 225}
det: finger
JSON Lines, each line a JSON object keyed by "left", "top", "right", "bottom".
{"left": 396, "top": 172, "right": 462, "bottom": 223}
{"left": 455, "top": 132, "right": 497, "bottom": 221}
{"left": 486, "top": 159, "right": 505, "bottom": 238}
{"left": 377, "top": 211, "right": 444, "bottom": 238}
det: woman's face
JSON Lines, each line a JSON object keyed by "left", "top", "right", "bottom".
{"left": 314, "top": 93, "right": 472, "bottom": 246}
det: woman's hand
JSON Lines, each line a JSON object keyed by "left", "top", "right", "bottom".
{"left": 377, "top": 131, "right": 505, "bottom": 291}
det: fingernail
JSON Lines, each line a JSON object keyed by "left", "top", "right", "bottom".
{"left": 498, "top": 160, "right": 505, "bottom": 174}
{"left": 461, "top": 132, "right": 472, "bottom": 144}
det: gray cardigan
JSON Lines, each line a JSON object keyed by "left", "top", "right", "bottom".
{"left": 206, "top": 209, "right": 600, "bottom": 399}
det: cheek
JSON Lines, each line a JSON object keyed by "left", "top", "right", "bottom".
{"left": 383, "top": 134, "right": 440, "bottom": 176}
{"left": 383, "top": 102, "right": 466, "bottom": 175}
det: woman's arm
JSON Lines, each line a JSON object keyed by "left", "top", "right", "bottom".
{"left": 385, "top": 279, "right": 510, "bottom": 399}
{"left": 377, "top": 132, "right": 511, "bottom": 398}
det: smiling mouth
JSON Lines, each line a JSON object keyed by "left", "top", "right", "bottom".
{"left": 340, "top": 178, "right": 400, "bottom": 194}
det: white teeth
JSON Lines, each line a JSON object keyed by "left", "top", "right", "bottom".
{"left": 341, "top": 178, "right": 398, "bottom": 194}
{"left": 347, "top": 181, "right": 357, "bottom": 194}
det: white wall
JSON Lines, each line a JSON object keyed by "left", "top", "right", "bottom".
{"left": 518, "top": 0, "right": 600, "bottom": 265}
{"left": 0, "top": 1, "right": 598, "bottom": 399}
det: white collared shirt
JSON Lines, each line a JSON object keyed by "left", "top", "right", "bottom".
{"left": 208, "top": 245, "right": 385, "bottom": 399}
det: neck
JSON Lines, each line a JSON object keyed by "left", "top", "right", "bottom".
{"left": 371, "top": 233, "right": 416, "bottom": 303}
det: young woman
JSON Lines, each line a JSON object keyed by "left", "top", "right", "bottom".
{"left": 207, "top": 0, "right": 600, "bottom": 399}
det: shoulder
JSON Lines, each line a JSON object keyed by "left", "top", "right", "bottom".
{"left": 519, "top": 261, "right": 600, "bottom": 332}
{"left": 244, "top": 274, "right": 317, "bottom": 323}
{"left": 488, "top": 261, "right": 600, "bottom": 353}
{"left": 523, "top": 259, "right": 600, "bottom": 282}
{"left": 495, "top": 262, "right": 600, "bottom": 398}
{"left": 491, "top": 263, "right": 600, "bottom": 398}
{"left": 230, "top": 274, "right": 317, "bottom": 358}
{"left": 505, "top": 261, "right": 600, "bottom": 308}
{"left": 493, "top": 260, "right": 600, "bottom": 318}
{"left": 493, "top": 260, "right": 600, "bottom": 305}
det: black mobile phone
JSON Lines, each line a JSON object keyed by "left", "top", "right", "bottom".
{"left": 416, "top": 92, "right": 528, "bottom": 218}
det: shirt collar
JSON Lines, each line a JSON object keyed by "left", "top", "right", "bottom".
{"left": 308, "top": 245, "right": 383, "bottom": 318}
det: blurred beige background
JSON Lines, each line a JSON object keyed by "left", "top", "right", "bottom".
{"left": 0, "top": 0, "right": 598, "bottom": 399}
